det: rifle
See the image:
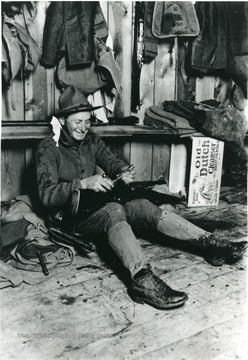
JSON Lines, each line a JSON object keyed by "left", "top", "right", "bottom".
{"left": 48, "top": 227, "right": 94, "bottom": 255}
{"left": 131, "top": 1, "right": 145, "bottom": 112}
{"left": 47, "top": 170, "right": 181, "bottom": 254}
{"left": 70, "top": 177, "right": 181, "bottom": 217}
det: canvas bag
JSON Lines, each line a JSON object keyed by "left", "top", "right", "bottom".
{"left": 56, "top": 36, "right": 121, "bottom": 96}
{"left": 152, "top": 1, "right": 199, "bottom": 38}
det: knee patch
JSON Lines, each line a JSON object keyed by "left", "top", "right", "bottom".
{"left": 101, "top": 202, "right": 127, "bottom": 229}
{"left": 125, "top": 198, "right": 153, "bottom": 213}
{"left": 124, "top": 199, "right": 162, "bottom": 230}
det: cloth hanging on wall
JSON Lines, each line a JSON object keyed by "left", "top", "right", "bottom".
{"left": 143, "top": 1, "right": 199, "bottom": 63}
{"left": 2, "top": 21, "right": 23, "bottom": 87}
{"left": 152, "top": 1, "right": 200, "bottom": 38}
{"left": 41, "top": 1, "right": 108, "bottom": 67}
{"left": 191, "top": 2, "right": 248, "bottom": 97}
{"left": 143, "top": 2, "right": 158, "bottom": 63}
{"left": 56, "top": 52, "right": 106, "bottom": 96}
{"left": 87, "top": 90, "right": 116, "bottom": 123}
{"left": 2, "top": 15, "right": 40, "bottom": 89}
{"left": 56, "top": 35, "right": 121, "bottom": 96}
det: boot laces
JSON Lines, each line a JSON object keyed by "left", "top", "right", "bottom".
{"left": 151, "top": 273, "right": 172, "bottom": 292}
{"left": 140, "top": 269, "right": 172, "bottom": 293}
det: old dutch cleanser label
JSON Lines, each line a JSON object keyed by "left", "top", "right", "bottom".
{"left": 188, "top": 137, "right": 224, "bottom": 207}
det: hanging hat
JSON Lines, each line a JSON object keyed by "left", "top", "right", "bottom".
{"left": 56, "top": 85, "right": 103, "bottom": 117}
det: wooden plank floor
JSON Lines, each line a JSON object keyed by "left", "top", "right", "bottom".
{"left": 1, "top": 200, "right": 247, "bottom": 360}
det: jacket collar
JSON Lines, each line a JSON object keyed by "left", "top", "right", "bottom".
{"left": 59, "top": 128, "right": 90, "bottom": 148}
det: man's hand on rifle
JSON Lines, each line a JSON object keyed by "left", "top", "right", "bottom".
{"left": 80, "top": 174, "right": 114, "bottom": 192}
{"left": 80, "top": 165, "right": 136, "bottom": 192}
{"left": 120, "top": 166, "right": 136, "bottom": 184}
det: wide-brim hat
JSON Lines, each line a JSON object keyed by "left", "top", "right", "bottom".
{"left": 56, "top": 85, "right": 103, "bottom": 117}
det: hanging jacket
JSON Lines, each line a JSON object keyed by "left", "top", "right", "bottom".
{"left": 191, "top": 2, "right": 248, "bottom": 72}
{"left": 191, "top": 2, "right": 248, "bottom": 96}
{"left": 191, "top": 2, "right": 228, "bottom": 72}
{"left": 41, "top": 1, "right": 108, "bottom": 67}
{"left": 2, "top": 18, "right": 40, "bottom": 88}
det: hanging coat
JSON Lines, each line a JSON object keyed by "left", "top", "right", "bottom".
{"left": 41, "top": 1, "right": 108, "bottom": 67}
{"left": 191, "top": 2, "right": 248, "bottom": 95}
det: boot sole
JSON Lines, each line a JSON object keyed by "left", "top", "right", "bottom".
{"left": 129, "top": 292, "right": 188, "bottom": 310}
{"left": 206, "top": 241, "right": 248, "bottom": 266}
{"left": 205, "top": 256, "right": 225, "bottom": 266}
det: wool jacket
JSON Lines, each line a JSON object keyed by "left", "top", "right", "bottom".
{"left": 36, "top": 129, "right": 127, "bottom": 214}
{"left": 41, "top": 1, "right": 108, "bottom": 67}
{"left": 191, "top": 2, "right": 248, "bottom": 73}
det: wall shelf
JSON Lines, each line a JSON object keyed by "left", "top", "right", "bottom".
{"left": 1, "top": 123, "right": 180, "bottom": 140}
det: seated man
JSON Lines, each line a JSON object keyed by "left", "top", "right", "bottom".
{"left": 36, "top": 85, "right": 247, "bottom": 310}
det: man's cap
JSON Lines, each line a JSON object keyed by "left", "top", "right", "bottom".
{"left": 56, "top": 85, "right": 103, "bottom": 117}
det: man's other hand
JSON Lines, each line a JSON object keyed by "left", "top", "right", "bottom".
{"left": 80, "top": 174, "right": 114, "bottom": 192}
{"left": 122, "top": 167, "right": 136, "bottom": 184}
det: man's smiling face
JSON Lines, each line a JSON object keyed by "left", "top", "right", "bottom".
{"left": 61, "top": 111, "right": 92, "bottom": 141}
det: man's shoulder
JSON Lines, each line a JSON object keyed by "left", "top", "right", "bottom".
{"left": 37, "top": 134, "right": 57, "bottom": 152}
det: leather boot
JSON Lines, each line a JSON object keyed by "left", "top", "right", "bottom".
{"left": 157, "top": 211, "right": 247, "bottom": 266}
{"left": 129, "top": 268, "right": 188, "bottom": 310}
{"left": 196, "top": 234, "right": 248, "bottom": 266}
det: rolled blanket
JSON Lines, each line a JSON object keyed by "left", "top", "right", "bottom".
{"left": 149, "top": 106, "right": 195, "bottom": 129}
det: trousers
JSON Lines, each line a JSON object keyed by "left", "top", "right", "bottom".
{"left": 74, "top": 199, "right": 207, "bottom": 278}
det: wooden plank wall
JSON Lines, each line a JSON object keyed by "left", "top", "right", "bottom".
{"left": 1, "top": 1, "right": 232, "bottom": 201}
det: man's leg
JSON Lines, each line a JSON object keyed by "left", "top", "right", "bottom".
{"left": 124, "top": 199, "right": 247, "bottom": 266}
{"left": 74, "top": 202, "right": 188, "bottom": 309}
{"left": 74, "top": 202, "right": 145, "bottom": 278}
{"left": 124, "top": 198, "right": 207, "bottom": 239}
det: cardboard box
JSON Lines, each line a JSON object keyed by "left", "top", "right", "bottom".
{"left": 169, "top": 136, "right": 224, "bottom": 207}
{"left": 188, "top": 137, "right": 224, "bottom": 207}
